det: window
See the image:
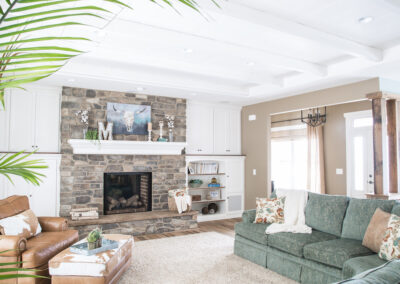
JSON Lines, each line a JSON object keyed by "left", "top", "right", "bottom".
{"left": 271, "top": 137, "right": 308, "bottom": 190}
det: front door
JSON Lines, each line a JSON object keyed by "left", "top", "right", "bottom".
{"left": 345, "top": 110, "right": 374, "bottom": 198}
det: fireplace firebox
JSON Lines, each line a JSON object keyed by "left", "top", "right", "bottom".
{"left": 104, "top": 172, "right": 152, "bottom": 215}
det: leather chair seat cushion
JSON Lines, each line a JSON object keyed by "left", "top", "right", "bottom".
{"left": 22, "top": 230, "right": 78, "bottom": 268}
{"left": 268, "top": 230, "right": 338, "bottom": 257}
{"left": 342, "top": 254, "right": 386, "bottom": 279}
{"left": 304, "top": 238, "right": 374, "bottom": 269}
{"left": 234, "top": 222, "right": 269, "bottom": 245}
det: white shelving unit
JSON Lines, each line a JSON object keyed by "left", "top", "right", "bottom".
{"left": 186, "top": 156, "right": 245, "bottom": 222}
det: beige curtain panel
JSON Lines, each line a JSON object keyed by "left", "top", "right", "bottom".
{"left": 307, "top": 125, "right": 326, "bottom": 194}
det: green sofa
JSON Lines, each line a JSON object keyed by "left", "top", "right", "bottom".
{"left": 234, "top": 193, "right": 400, "bottom": 284}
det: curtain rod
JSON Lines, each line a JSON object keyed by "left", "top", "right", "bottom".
{"left": 271, "top": 118, "right": 303, "bottom": 124}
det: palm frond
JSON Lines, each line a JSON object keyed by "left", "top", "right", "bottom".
{"left": 0, "top": 151, "right": 47, "bottom": 186}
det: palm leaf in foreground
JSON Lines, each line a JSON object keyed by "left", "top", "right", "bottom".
{"left": 0, "top": 151, "right": 48, "bottom": 186}
{"left": 0, "top": 251, "right": 48, "bottom": 280}
{"left": 0, "top": 0, "right": 217, "bottom": 108}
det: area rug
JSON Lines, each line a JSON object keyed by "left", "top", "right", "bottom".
{"left": 119, "top": 232, "right": 297, "bottom": 284}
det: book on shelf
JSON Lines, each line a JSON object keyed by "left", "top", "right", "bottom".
{"left": 188, "top": 161, "right": 219, "bottom": 174}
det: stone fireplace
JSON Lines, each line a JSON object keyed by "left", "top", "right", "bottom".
{"left": 103, "top": 172, "right": 152, "bottom": 215}
{"left": 59, "top": 87, "right": 187, "bottom": 217}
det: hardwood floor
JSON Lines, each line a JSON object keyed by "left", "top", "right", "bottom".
{"left": 134, "top": 218, "right": 241, "bottom": 242}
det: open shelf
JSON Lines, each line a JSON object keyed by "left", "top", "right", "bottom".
{"left": 188, "top": 173, "right": 225, "bottom": 176}
{"left": 188, "top": 187, "right": 225, "bottom": 190}
{"left": 192, "top": 199, "right": 225, "bottom": 204}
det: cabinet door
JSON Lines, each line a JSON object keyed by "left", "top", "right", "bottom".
{"left": 34, "top": 90, "right": 60, "bottom": 152}
{"left": 227, "top": 109, "right": 241, "bottom": 155}
{"left": 227, "top": 194, "right": 243, "bottom": 213}
{"left": 8, "top": 90, "right": 35, "bottom": 152}
{"left": 226, "top": 158, "right": 244, "bottom": 194}
{"left": 213, "top": 110, "right": 229, "bottom": 154}
{"left": 186, "top": 103, "right": 213, "bottom": 154}
{"left": 0, "top": 91, "right": 10, "bottom": 151}
{"left": 29, "top": 158, "right": 58, "bottom": 216}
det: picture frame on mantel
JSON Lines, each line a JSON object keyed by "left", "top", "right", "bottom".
{"left": 106, "top": 102, "right": 151, "bottom": 135}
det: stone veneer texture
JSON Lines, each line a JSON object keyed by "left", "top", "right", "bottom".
{"left": 60, "top": 87, "right": 186, "bottom": 216}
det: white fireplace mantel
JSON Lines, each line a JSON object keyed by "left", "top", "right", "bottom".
{"left": 68, "top": 139, "right": 187, "bottom": 155}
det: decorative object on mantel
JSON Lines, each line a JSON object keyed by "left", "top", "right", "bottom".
{"left": 168, "top": 188, "right": 191, "bottom": 214}
{"left": 67, "top": 139, "right": 187, "bottom": 155}
{"left": 208, "top": 177, "right": 221, "bottom": 187}
{"left": 166, "top": 114, "right": 175, "bottom": 142}
{"left": 70, "top": 207, "right": 99, "bottom": 221}
{"left": 189, "top": 179, "right": 203, "bottom": 188}
{"left": 75, "top": 109, "right": 89, "bottom": 138}
{"left": 157, "top": 120, "right": 168, "bottom": 141}
{"left": 147, "top": 122, "right": 152, "bottom": 142}
{"left": 106, "top": 102, "right": 151, "bottom": 135}
{"left": 301, "top": 107, "right": 327, "bottom": 127}
{"left": 85, "top": 128, "right": 99, "bottom": 141}
{"left": 98, "top": 122, "right": 113, "bottom": 140}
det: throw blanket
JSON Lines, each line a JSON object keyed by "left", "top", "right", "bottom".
{"left": 266, "top": 189, "right": 312, "bottom": 234}
{"left": 169, "top": 189, "right": 191, "bottom": 214}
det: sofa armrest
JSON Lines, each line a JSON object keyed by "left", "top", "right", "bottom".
{"left": 242, "top": 209, "right": 256, "bottom": 223}
{"left": 38, "top": 217, "right": 68, "bottom": 232}
{"left": 0, "top": 235, "right": 27, "bottom": 257}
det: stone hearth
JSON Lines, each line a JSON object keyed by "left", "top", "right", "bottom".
{"left": 60, "top": 87, "right": 187, "bottom": 217}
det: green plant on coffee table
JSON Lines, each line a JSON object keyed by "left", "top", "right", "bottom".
{"left": 85, "top": 128, "right": 99, "bottom": 140}
{"left": 87, "top": 228, "right": 103, "bottom": 250}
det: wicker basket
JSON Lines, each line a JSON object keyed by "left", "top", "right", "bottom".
{"left": 168, "top": 194, "right": 191, "bottom": 213}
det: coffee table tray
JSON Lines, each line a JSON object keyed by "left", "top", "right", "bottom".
{"left": 70, "top": 239, "right": 119, "bottom": 256}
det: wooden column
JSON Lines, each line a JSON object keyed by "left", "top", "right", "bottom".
{"left": 371, "top": 97, "right": 384, "bottom": 195}
{"left": 387, "top": 99, "right": 398, "bottom": 193}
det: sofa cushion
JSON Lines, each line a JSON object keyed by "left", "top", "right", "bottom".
{"left": 392, "top": 202, "right": 400, "bottom": 217}
{"left": 234, "top": 222, "right": 269, "bottom": 245}
{"left": 303, "top": 238, "right": 374, "bottom": 269}
{"left": 362, "top": 208, "right": 391, "bottom": 253}
{"left": 0, "top": 209, "right": 42, "bottom": 239}
{"left": 22, "top": 230, "right": 78, "bottom": 268}
{"left": 255, "top": 197, "right": 284, "bottom": 224}
{"left": 379, "top": 214, "right": 400, "bottom": 261}
{"left": 342, "top": 254, "right": 386, "bottom": 279}
{"left": 305, "top": 193, "right": 349, "bottom": 237}
{"left": 341, "top": 198, "right": 396, "bottom": 241}
{"left": 268, "top": 230, "right": 338, "bottom": 257}
{"left": 337, "top": 260, "right": 400, "bottom": 284}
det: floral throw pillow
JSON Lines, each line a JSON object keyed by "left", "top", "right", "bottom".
{"left": 378, "top": 214, "right": 400, "bottom": 261}
{"left": 254, "top": 197, "right": 285, "bottom": 224}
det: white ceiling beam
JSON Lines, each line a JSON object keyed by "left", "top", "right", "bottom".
{"left": 114, "top": 19, "right": 327, "bottom": 77}
{"left": 198, "top": 0, "right": 383, "bottom": 62}
{"left": 86, "top": 47, "right": 284, "bottom": 87}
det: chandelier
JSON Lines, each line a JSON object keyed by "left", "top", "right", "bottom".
{"left": 301, "top": 107, "right": 327, "bottom": 127}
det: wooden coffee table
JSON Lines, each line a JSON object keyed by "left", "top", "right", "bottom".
{"left": 49, "top": 234, "right": 134, "bottom": 284}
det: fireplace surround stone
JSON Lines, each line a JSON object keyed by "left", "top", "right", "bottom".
{"left": 60, "top": 87, "right": 187, "bottom": 217}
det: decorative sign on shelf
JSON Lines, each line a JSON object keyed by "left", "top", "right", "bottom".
{"left": 70, "top": 207, "right": 99, "bottom": 221}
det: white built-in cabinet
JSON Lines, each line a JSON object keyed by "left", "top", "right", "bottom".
{"left": 186, "top": 156, "right": 245, "bottom": 222}
{"left": 0, "top": 86, "right": 61, "bottom": 153}
{"left": 0, "top": 154, "right": 61, "bottom": 216}
{"left": 186, "top": 102, "right": 241, "bottom": 155}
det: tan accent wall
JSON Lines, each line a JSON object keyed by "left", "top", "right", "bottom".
{"left": 323, "top": 101, "right": 371, "bottom": 195}
{"left": 241, "top": 78, "right": 380, "bottom": 210}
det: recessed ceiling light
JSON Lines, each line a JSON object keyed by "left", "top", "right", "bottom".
{"left": 67, "top": 78, "right": 75, "bottom": 82}
{"left": 136, "top": 87, "right": 145, "bottom": 91}
{"left": 358, "top": 16, "right": 374, "bottom": 24}
{"left": 246, "top": 61, "right": 255, "bottom": 66}
{"left": 183, "top": 48, "right": 193, "bottom": 53}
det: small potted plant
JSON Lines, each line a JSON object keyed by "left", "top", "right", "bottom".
{"left": 87, "top": 228, "right": 102, "bottom": 250}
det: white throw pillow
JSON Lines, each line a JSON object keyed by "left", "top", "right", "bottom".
{"left": 0, "top": 209, "right": 42, "bottom": 239}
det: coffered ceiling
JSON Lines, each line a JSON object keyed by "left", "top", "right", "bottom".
{"left": 39, "top": 0, "right": 400, "bottom": 105}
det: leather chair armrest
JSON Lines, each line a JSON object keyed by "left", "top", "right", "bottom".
{"left": 0, "top": 235, "right": 27, "bottom": 256}
{"left": 38, "top": 217, "right": 68, "bottom": 232}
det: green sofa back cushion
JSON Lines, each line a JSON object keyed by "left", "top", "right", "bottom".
{"left": 305, "top": 193, "right": 349, "bottom": 237}
{"left": 392, "top": 202, "right": 400, "bottom": 217}
{"left": 341, "top": 198, "right": 396, "bottom": 241}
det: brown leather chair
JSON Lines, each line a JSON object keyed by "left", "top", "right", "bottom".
{"left": 0, "top": 195, "right": 79, "bottom": 284}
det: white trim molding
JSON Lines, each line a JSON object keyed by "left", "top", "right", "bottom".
{"left": 68, "top": 139, "right": 187, "bottom": 155}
